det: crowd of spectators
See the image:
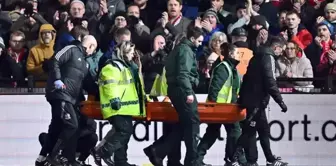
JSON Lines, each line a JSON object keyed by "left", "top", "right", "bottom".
{"left": 0, "top": 0, "right": 336, "bottom": 93}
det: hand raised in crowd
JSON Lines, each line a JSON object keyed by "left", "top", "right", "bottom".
{"left": 280, "top": 30, "right": 288, "bottom": 41}
{"left": 67, "top": 20, "right": 74, "bottom": 32}
{"left": 314, "top": 36, "right": 323, "bottom": 48}
{"left": 316, "top": 16, "right": 325, "bottom": 24}
{"left": 211, "top": 2, "right": 219, "bottom": 12}
{"left": 195, "top": 17, "right": 202, "bottom": 29}
{"left": 134, "top": 50, "right": 142, "bottom": 72}
{"left": 53, "top": 10, "right": 60, "bottom": 24}
{"left": 293, "top": 2, "right": 301, "bottom": 13}
{"left": 99, "top": 0, "right": 108, "bottom": 16}
{"left": 327, "top": 50, "right": 336, "bottom": 64}
{"left": 257, "top": 29, "right": 268, "bottom": 45}
{"left": 160, "top": 12, "right": 169, "bottom": 28}
{"left": 201, "top": 20, "right": 212, "bottom": 32}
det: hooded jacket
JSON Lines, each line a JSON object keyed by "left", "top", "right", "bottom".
{"left": 238, "top": 46, "right": 283, "bottom": 108}
{"left": 26, "top": 24, "right": 56, "bottom": 78}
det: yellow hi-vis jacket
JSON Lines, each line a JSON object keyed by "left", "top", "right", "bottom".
{"left": 208, "top": 61, "right": 240, "bottom": 103}
{"left": 98, "top": 60, "right": 146, "bottom": 119}
{"left": 150, "top": 67, "right": 168, "bottom": 96}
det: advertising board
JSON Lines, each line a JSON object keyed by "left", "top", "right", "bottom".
{"left": 0, "top": 95, "right": 335, "bottom": 166}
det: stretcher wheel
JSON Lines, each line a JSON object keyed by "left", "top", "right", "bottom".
{"left": 81, "top": 100, "right": 246, "bottom": 123}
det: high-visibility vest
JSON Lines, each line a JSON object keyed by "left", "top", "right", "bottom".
{"left": 208, "top": 61, "right": 240, "bottom": 103}
{"left": 150, "top": 67, "right": 168, "bottom": 96}
{"left": 98, "top": 60, "right": 146, "bottom": 119}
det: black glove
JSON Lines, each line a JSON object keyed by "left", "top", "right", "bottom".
{"left": 110, "top": 98, "right": 121, "bottom": 110}
{"left": 42, "top": 59, "right": 50, "bottom": 72}
{"left": 279, "top": 101, "right": 287, "bottom": 113}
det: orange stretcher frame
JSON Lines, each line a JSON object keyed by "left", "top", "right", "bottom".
{"left": 80, "top": 100, "right": 247, "bottom": 123}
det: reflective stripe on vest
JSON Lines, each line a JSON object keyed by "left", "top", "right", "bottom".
{"left": 98, "top": 78, "right": 134, "bottom": 86}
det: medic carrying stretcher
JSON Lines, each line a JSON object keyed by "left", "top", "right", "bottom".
{"left": 81, "top": 59, "right": 248, "bottom": 124}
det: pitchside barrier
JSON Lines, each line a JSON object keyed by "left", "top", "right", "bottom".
{"left": 0, "top": 94, "right": 335, "bottom": 166}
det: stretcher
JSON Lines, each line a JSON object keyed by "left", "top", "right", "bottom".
{"left": 81, "top": 97, "right": 246, "bottom": 123}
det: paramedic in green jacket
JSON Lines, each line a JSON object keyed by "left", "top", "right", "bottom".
{"left": 197, "top": 43, "right": 246, "bottom": 166}
{"left": 144, "top": 27, "right": 204, "bottom": 166}
{"left": 94, "top": 41, "right": 145, "bottom": 166}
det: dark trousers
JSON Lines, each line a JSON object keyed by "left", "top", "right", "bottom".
{"left": 166, "top": 86, "right": 200, "bottom": 165}
{"left": 39, "top": 132, "right": 98, "bottom": 161}
{"left": 235, "top": 107, "right": 276, "bottom": 163}
{"left": 102, "top": 115, "right": 133, "bottom": 165}
{"left": 40, "top": 100, "right": 79, "bottom": 161}
{"left": 197, "top": 122, "right": 246, "bottom": 163}
{"left": 150, "top": 122, "right": 182, "bottom": 164}
{"left": 149, "top": 96, "right": 182, "bottom": 164}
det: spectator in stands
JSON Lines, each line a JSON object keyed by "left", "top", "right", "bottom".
{"left": 248, "top": 15, "right": 270, "bottom": 51}
{"left": 0, "top": 37, "right": 9, "bottom": 86}
{"left": 210, "top": 0, "right": 234, "bottom": 29}
{"left": 231, "top": 27, "right": 249, "bottom": 47}
{"left": 307, "top": 20, "right": 334, "bottom": 78}
{"left": 205, "top": 31, "right": 227, "bottom": 73}
{"left": 86, "top": 0, "right": 125, "bottom": 21}
{"left": 127, "top": 4, "right": 150, "bottom": 36}
{"left": 316, "top": 3, "right": 336, "bottom": 29}
{"left": 133, "top": 0, "right": 161, "bottom": 31}
{"left": 227, "top": 3, "right": 250, "bottom": 35}
{"left": 152, "top": 0, "right": 191, "bottom": 38}
{"left": 100, "top": 11, "right": 129, "bottom": 52}
{"left": 26, "top": 24, "right": 56, "bottom": 85}
{"left": 280, "top": 0, "right": 316, "bottom": 33}
{"left": 280, "top": 11, "right": 313, "bottom": 49}
{"left": 271, "top": 10, "right": 288, "bottom": 35}
{"left": 99, "top": 27, "right": 132, "bottom": 72}
{"left": 141, "top": 34, "right": 167, "bottom": 93}
{"left": 44, "top": 0, "right": 70, "bottom": 28}
{"left": 197, "top": 8, "right": 224, "bottom": 58}
{"left": 10, "top": 1, "right": 48, "bottom": 49}
{"left": 54, "top": 25, "right": 89, "bottom": 52}
{"left": 251, "top": 0, "right": 278, "bottom": 34}
{"left": 0, "top": 3, "right": 13, "bottom": 41}
{"left": 0, "top": 31, "right": 28, "bottom": 87}
{"left": 276, "top": 40, "right": 314, "bottom": 89}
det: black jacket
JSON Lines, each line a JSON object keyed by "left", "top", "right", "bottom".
{"left": 238, "top": 46, "right": 283, "bottom": 108}
{"left": 46, "top": 43, "right": 89, "bottom": 105}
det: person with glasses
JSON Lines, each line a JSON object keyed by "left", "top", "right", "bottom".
{"left": 93, "top": 41, "right": 144, "bottom": 166}
{"left": 275, "top": 40, "right": 314, "bottom": 89}
{"left": 232, "top": 36, "right": 289, "bottom": 166}
{"left": 0, "top": 31, "right": 28, "bottom": 87}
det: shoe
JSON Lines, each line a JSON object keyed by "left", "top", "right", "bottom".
{"left": 245, "top": 162, "right": 259, "bottom": 166}
{"left": 47, "top": 154, "right": 71, "bottom": 166}
{"left": 76, "top": 160, "right": 92, "bottom": 166}
{"left": 35, "top": 160, "right": 52, "bottom": 166}
{"left": 266, "top": 160, "right": 288, "bottom": 166}
{"left": 200, "top": 161, "right": 212, "bottom": 166}
{"left": 224, "top": 161, "right": 241, "bottom": 166}
{"left": 71, "top": 161, "right": 82, "bottom": 166}
{"left": 95, "top": 147, "right": 114, "bottom": 166}
{"left": 143, "top": 146, "right": 163, "bottom": 166}
{"left": 90, "top": 149, "right": 102, "bottom": 166}
{"left": 167, "top": 162, "right": 183, "bottom": 166}
{"left": 114, "top": 163, "right": 138, "bottom": 166}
